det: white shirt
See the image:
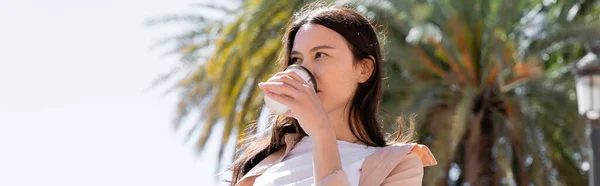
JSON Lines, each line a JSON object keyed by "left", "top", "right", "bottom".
{"left": 253, "top": 136, "right": 382, "bottom": 186}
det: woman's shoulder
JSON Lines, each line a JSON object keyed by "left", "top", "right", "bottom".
{"left": 358, "top": 143, "right": 437, "bottom": 185}
{"left": 367, "top": 143, "right": 437, "bottom": 167}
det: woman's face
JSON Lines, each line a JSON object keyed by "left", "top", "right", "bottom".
{"left": 290, "top": 24, "right": 369, "bottom": 114}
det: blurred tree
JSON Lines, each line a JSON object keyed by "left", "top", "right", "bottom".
{"left": 361, "top": 0, "right": 600, "bottom": 185}
{"left": 148, "top": 0, "right": 600, "bottom": 185}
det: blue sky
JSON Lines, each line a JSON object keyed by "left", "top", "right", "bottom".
{"left": 0, "top": 0, "right": 226, "bottom": 185}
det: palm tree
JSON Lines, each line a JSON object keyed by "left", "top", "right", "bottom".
{"left": 146, "top": 0, "right": 311, "bottom": 175}
{"left": 148, "top": 0, "right": 600, "bottom": 185}
{"left": 360, "top": 0, "right": 600, "bottom": 185}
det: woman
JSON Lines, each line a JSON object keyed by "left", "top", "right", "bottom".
{"left": 229, "top": 4, "right": 437, "bottom": 186}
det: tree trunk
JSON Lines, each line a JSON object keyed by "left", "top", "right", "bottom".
{"left": 423, "top": 105, "right": 455, "bottom": 186}
{"left": 465, "top": 108, "right": 497, "bottom": 186}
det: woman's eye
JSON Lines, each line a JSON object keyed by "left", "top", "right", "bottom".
{"left": 291, "top": 57, "right": 302, "bottom": 64}
{"left": 315, "top": 52, "right": 327, "bottom": 59}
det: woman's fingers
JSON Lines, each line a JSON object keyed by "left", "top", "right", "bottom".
{"left": 288, "top": 72, "right": 317, "bottom": 94}
{"left": 268, "top": 74, "right": 303, "bottom": 90}
{"left": 284, "top": 71, "right": 309, "bottom": 85}
{"left": 263, "top": 89, "right": 295, "bottom": 108}
{"left": 259, "top": 81, "right": 300, "bottom": 99}
{"left": 271, "top": 70, "right": 315, "bottom": 94}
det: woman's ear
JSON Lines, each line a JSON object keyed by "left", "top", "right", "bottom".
{"left": 357, "top": 55, "right": 375, "bottom": 83}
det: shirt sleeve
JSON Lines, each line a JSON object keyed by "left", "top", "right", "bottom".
{"left": 380, "top": 152, "right": 424, "bottom": 186}
{"left": 315, "top": 170, "right": 350, "bottom": 186}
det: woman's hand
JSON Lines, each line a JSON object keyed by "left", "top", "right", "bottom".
{"left": 258, "top": 70, "right": 333, "bottom": 137}
{"left": 259, "top": 71, "right": 343, "bottom": 183}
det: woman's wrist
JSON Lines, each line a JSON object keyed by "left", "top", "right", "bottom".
{"left": 310, "top": 124, "right": 343, "bottom": 182}
{"left": 301, "top": 113, "right": 334, "bottom": 138}
{"left": 310, "top": 126, "right": 336, "bottom": 143}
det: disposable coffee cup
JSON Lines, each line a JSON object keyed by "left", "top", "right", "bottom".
{"left": 264, "top": 64, "right": 317, "bottom": 115}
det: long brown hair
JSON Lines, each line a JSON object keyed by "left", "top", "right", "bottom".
{"left": 228, "top": 4, "right": 414, "bottom": 185}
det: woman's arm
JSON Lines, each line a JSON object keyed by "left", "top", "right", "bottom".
{"left": 312, "top": 129, "right": 346, "bottom": 184}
